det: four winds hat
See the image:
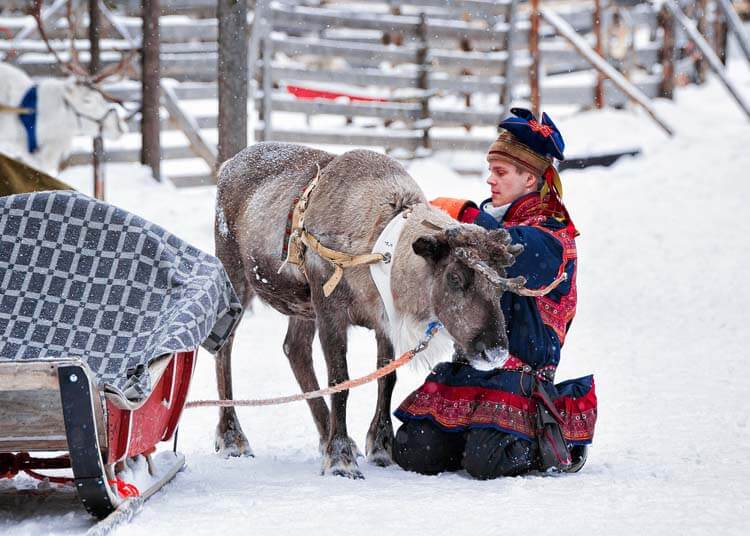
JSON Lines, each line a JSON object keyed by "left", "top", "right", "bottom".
{"left": 487, "top": 108, "right": 577, "bottom": 235}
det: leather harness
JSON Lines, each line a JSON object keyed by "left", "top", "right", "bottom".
{"left": 280, "top": 164, "right": 387, "bottom": 297}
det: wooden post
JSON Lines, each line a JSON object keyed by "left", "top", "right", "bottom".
{"left": 248, "top": 0, "right": 267, "bottom": 106}
{"left": 260, "top": 35, "right": 273, "bottom": 142}
{"left": 696, "top": 0, "right": 709, "bottom": 84}
{"left": 88, "top": 0, "right": 104, "bottom": 200}
{"left": 501, "top": 0, "right": 518, "bottom": 110}
{"left": 416, "top": 13, "right": 431, "bottom": 151}
{"left": 529, "top": 0, "right": 541, "bottom": 117}
{"left": 716, "top": 0, "right": 750, "bottom": 64}
{"left": 460, "top": 27, "right": 473, "bottom": 132}
{"left": 665, "top": 0, "right": 750, "bottom": 119}
{"left": 593, "top": 0, "right": 605, "bottom": 108}
{"left": 141, "top": 0, "right": 161, "bottom": 182}
{"left": 218, "top": 0, "right": 248, "bottom": 169}
{"left": 658, "top": 3, "right": 676, "bottom": 99}
{"left": 713, "top": 6, "right": 729, "bottom": 65}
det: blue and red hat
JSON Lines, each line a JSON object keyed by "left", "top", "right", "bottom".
{"left": 487, "top": 108, "right": 576, "bottom": 233}
{"left": 487, "top": 107, "right": 564, "bottom": 173}
{"left": 496, "top": 108, "right": 565, "bottom": 161}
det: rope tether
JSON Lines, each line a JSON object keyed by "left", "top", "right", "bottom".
{"left": 185, "top": 322, "right": 443, "bottom": 409}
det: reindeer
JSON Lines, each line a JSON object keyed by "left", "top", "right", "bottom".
{"left": 0, "top": 1, "right": 129, "bottom": 174}
{"left": 214, "top": 142, "right": 533, "bottom": 479}
{"left": 0, "top": 62, "right": 127, "bottom": 174}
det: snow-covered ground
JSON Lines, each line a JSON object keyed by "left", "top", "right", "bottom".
{"left": 2, "top": 59, "right": 750, "bottom": 534}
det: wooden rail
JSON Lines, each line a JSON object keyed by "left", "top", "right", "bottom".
{"left": 540, "top": 7, "right": 674, "bottom": 137}
{"left": 2, "top": 0, "right": 725, "bottom": 187}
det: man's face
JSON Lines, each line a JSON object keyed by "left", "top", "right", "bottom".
{"left": 485, "top": 158, "right": 537, "bottom": 207}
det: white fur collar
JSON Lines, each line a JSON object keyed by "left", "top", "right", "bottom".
{"left": 370, "top": 212, "right": 454, "bottom": 369}
{"left": 369, "top": 213, "right": 407, "bottom": 329}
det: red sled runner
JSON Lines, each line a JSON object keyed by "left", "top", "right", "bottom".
{"left": 0, "top": 350, "right": 194, "bottom": 524}
{"left": 0, "top": 185, "right": 242, "bottom": 532}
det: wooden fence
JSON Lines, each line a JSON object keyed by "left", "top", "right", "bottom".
{"left": 0, "top": 0, "right": 738, "bottom": 186}
{"left": 252, "top": 0, "right": 673, "bottom": 155}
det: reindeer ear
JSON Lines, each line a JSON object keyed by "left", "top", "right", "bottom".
{"left": 412, "top": 235, "right": 450, "bottom": 263}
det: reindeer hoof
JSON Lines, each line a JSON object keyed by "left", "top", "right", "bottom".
{"left": 366, "top": 448, "right": 393, "bottom": 467}
{"left": 331, "top": 467, "right": 365, "bottom": 480}
{"left": 366, "top": 422, "right": 394, "bottom": 466}
{"left": 321, "top": 436, "right": 364, "bottom": 479}
{"left": 215, "top": 426, "right": 254, "bottom": 458}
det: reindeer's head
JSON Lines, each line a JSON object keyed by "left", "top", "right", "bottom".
{"left": 412, "top": 225, "right": 527, "bottom": 367}
{"left": 62, "top": 79, "right": 127, "bottom": 139}
{"left": 29, "top": 0, "right": 131, "bottom": 140}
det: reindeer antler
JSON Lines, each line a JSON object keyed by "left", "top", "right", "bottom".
{"left": 30, "top": 0, "right": 135, "bottom": 107}
{"left": 453, "top": 247, "right": 528, "bottom": 293}
{"left": 445, "top": 226, "right": 521, "bottom": 268}
{"left": 90, "top": 49, "right": 139, "bottom": 84}
{"left": 30, "top": 0, "right": 89, "bottom": 78}
{"left": 454, "top": 247, "right": 569, "bottom": 298}
{"left": 64, "top": 0, "right": 84, "bottom": 72}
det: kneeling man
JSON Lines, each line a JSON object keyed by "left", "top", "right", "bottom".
{"left": 394, "top": 109, "right": 597, "bottom": 479}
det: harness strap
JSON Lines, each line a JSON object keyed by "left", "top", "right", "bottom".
{"left": 0, "top": 103, "right": 32, "bottom": 114}
{"left": 280, "top": 163, "right": 387, "bottom": 297}
{"left": 300, "top": 230, "right": 386, "bottom": 297}
{"left": 281, "top": 164, "right": 322, "bottom": 268}
{"left": 18, "top": 85, "right": 39, "bottom": 153}
{"left": 500, "top": 355, "right": 556, "bottom": 382}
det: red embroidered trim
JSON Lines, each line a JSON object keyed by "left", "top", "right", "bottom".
{"left": 502, "top": 194, "right": 578, "bottom": 344}
{"left": 503, "top": 192, "right": 548, "bottom": 225}
{"left": 397, "top": 381, "right": 597, "bottom": 442}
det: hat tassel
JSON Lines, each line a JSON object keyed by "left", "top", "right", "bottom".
{"left": 540, "top": 166, "right": 579, "bottom": 237}
{"left": 540, "top": 165, "right": 563, "bottom": 200}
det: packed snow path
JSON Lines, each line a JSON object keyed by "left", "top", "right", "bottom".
{"left": 1, "top": 62, "right": 749, "bottom": 535}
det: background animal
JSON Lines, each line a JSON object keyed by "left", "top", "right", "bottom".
{"left": 214, "top": 142, "right": 528, "bottom": 478}
{"left": 0, "top": 62, "right": 126, "bottom": 175}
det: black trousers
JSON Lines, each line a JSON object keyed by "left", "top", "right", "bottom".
{"left": 393, "top": 420, "right": 539, "bottom": 479}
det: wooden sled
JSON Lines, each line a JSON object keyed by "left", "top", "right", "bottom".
{"left": 0, "top": 350, "right": 196, "bottom": 526}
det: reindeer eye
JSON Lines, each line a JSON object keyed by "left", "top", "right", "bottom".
{"left": 446, "top": 271, "right": 464, "bottom": 291}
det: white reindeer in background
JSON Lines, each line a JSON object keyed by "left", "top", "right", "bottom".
{"left": 0, "top": 0, "right": 130, "bottom": 175}
{"left": 0, "top": 62, "right": 127, "bottom": 175}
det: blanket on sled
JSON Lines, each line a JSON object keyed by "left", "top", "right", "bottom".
{"left": 0, "top": 190, "right": 242, "bottom": 401}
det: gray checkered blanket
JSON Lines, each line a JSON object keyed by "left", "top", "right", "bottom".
{"left": 0, "top": 191, "right": 242, "bottom": 401}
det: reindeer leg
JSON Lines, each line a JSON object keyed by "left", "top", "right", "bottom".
{"left": 214, "top": 332, "right": 253, "bottom": 458}
{"left": 213, "top": 229, "right": 252, "bottom": 458}
{"left": 366, "top": 331, "right": 396, "bottom": 467}
{"left": 283, "top": 316, "right": 330, "bottom": 451}
{"left": 314, "top": 305, "right": 363, "bottom": 479}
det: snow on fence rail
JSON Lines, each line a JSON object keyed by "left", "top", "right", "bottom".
{"left": 252, "top": 0, "right": 677, "bottom": 156}
{"left": 0, "top": 0, "right": 731, "bottom": 187}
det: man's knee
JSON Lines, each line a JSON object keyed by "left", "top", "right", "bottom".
{"left": 393, "top": 420, "right": 465, "bottom": 475}
{"left": 463, "top": 429, "right": 537, "bottom": 479}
